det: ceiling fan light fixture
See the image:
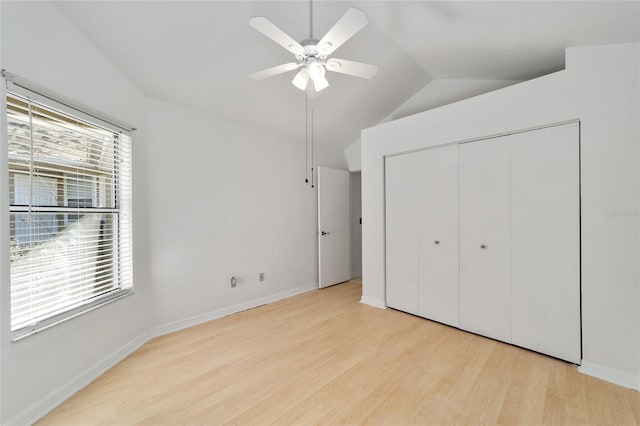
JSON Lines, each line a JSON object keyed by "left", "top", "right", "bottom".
{"left": 308, "top": 61, "right": 325, "bottom": 81}
{"left": 292, "top": 68, "right": 309, "bottom": 91}
{"left": 313, "top": 75, "right": 330, "bottom": 92}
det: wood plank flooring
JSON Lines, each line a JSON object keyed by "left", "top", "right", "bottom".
{"left": 39, "top": 279, "right": 639, "bottom": 425}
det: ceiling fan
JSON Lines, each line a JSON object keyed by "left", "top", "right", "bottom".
{"left": 248, "top": 2, "right": 378, "bottom": 93}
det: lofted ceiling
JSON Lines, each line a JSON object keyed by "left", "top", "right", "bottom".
{"left": 54, "top": 1, "right": 640, "bottom": 151}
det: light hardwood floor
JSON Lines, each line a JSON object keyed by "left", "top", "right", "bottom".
{"left": 39, "top": 279, "right": 639, "bottom": 425}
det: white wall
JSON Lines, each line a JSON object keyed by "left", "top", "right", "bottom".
{"left": 344, "top": 78, "right": 520, "bottom": 172}
{"left": 145, "top": 98, "right": 322, "bottom": 326}
{"left": 345, "top": 140, "right": 362, "bottom": 172}
{"left": 0, "top": 2, "right": 153, "bottom": 423}
{"left": 380, "top": 78, "right": 519, "bottom": 123}
{"left": 361, "top": 43, "right": 640, "bottom": 389}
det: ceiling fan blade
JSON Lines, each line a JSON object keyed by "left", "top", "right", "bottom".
{"left": 317, "top": 8, "right": 368, "bottom": 56}
{"left": 249, "top": 17, "right": 304, "bottom": 55}
{"left": 325, "top": 59, "right": 377, "bottom": 79}
{"left": 249, "top": 63, "right": 300, "bottom": 80}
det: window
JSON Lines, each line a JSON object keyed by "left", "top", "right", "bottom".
{"left": 6, "top": 83, "right": 133, "bottom": 340}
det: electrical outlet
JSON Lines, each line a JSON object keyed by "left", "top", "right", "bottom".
{"left": 259, "top": 272, "right": 265, "bottom": 282}
{"left": 231, "top": 276, "right": 237, "bottom": 288}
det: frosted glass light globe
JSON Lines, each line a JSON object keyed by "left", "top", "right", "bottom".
{"left": 308, "top": 61, "right": 325, "bottom": 81}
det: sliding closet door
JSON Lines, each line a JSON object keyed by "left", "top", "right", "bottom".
{"left": 418, "top": 145, "right": 459, "bottom": 327}
{"left": 459, "top": 136, "right": 511, "bottom": 343}
{"left": 511, "top": 123, "right": 580, "bottom": 363}
{"left": 385, "top": 153, "right": 419, "bottom": 315}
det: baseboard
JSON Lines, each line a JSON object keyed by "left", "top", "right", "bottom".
{"left": 351, "top": 270, "right": 362, "bottom": 279}
{"left": 7, "top": 283, "right": 318, "bottom": 426}
{"left": 6, "top": 333, "right": 151, "bottom": 426}
{"left": 150, "top": 283, "right": 318, "bottom": 338}
{"left": 360, "top": 296, "right": 386, "bottom": 309}
{"left": 578, "top": 361, "right": 640, "bottom": 390}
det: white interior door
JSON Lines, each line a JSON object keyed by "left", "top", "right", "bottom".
{"left": 385, "top": 153, "right": 419, "bottom": 315}
{"left": 459, "top": 136, "right": 512, "bottom": 343}
{"left": 418, "top": 145, "right": 459, "bottom": 327}
{"left": 511, "top": 123, "right": 581, "bottom": 363}
{"left": 318, "top": 167, "right": 351, "bottom": 288}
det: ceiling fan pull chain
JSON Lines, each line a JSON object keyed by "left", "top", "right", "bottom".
{"left": 305, "top": 91, "right": 309, "bottom": 184}
{"left": 311, "top": 107, "right": 315, "bottom": 188}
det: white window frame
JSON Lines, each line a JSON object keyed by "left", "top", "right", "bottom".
{"left": 2, "top": 72, "right": 135, "bottom": 341}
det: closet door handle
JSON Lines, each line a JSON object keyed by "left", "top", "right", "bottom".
{"left": 480, "top": 244, "right": 487, "bottom": 250}
{"left": 434, "top": 240, "right": 440, "bottom": 245}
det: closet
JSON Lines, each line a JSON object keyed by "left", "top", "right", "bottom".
{"left": 385, "top": 122, "right": 581, "bottom": 364}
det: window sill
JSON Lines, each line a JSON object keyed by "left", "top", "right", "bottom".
{"left": 11, "top": 288, "right": 135, "bottom": 342}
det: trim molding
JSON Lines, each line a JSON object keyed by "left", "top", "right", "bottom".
{"left": 7, "top": 283, "right": 318, "bottom": 426}
{"left": 7, "top": 333, "right": 150, "bottom": 426}
{"left": 360, "top": 296, "right": 387, "bottom": 309}
{"left": 150, "top": 283, "right": 318, "bottom": 338}
{"left": 578, "top": 361, "right": 640, "bottom": 391}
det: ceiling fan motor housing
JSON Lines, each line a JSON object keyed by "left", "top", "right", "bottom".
{"left": 298, "top": 39, "right": 331, "bottom": 63}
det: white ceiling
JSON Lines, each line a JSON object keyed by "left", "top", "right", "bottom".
{"left": 54, "top": 1, "right": 640, "bottom": 150}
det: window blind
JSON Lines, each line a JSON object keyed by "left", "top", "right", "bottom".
{"left": 7, "top": 90, "right": 133, "bottom": 339}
